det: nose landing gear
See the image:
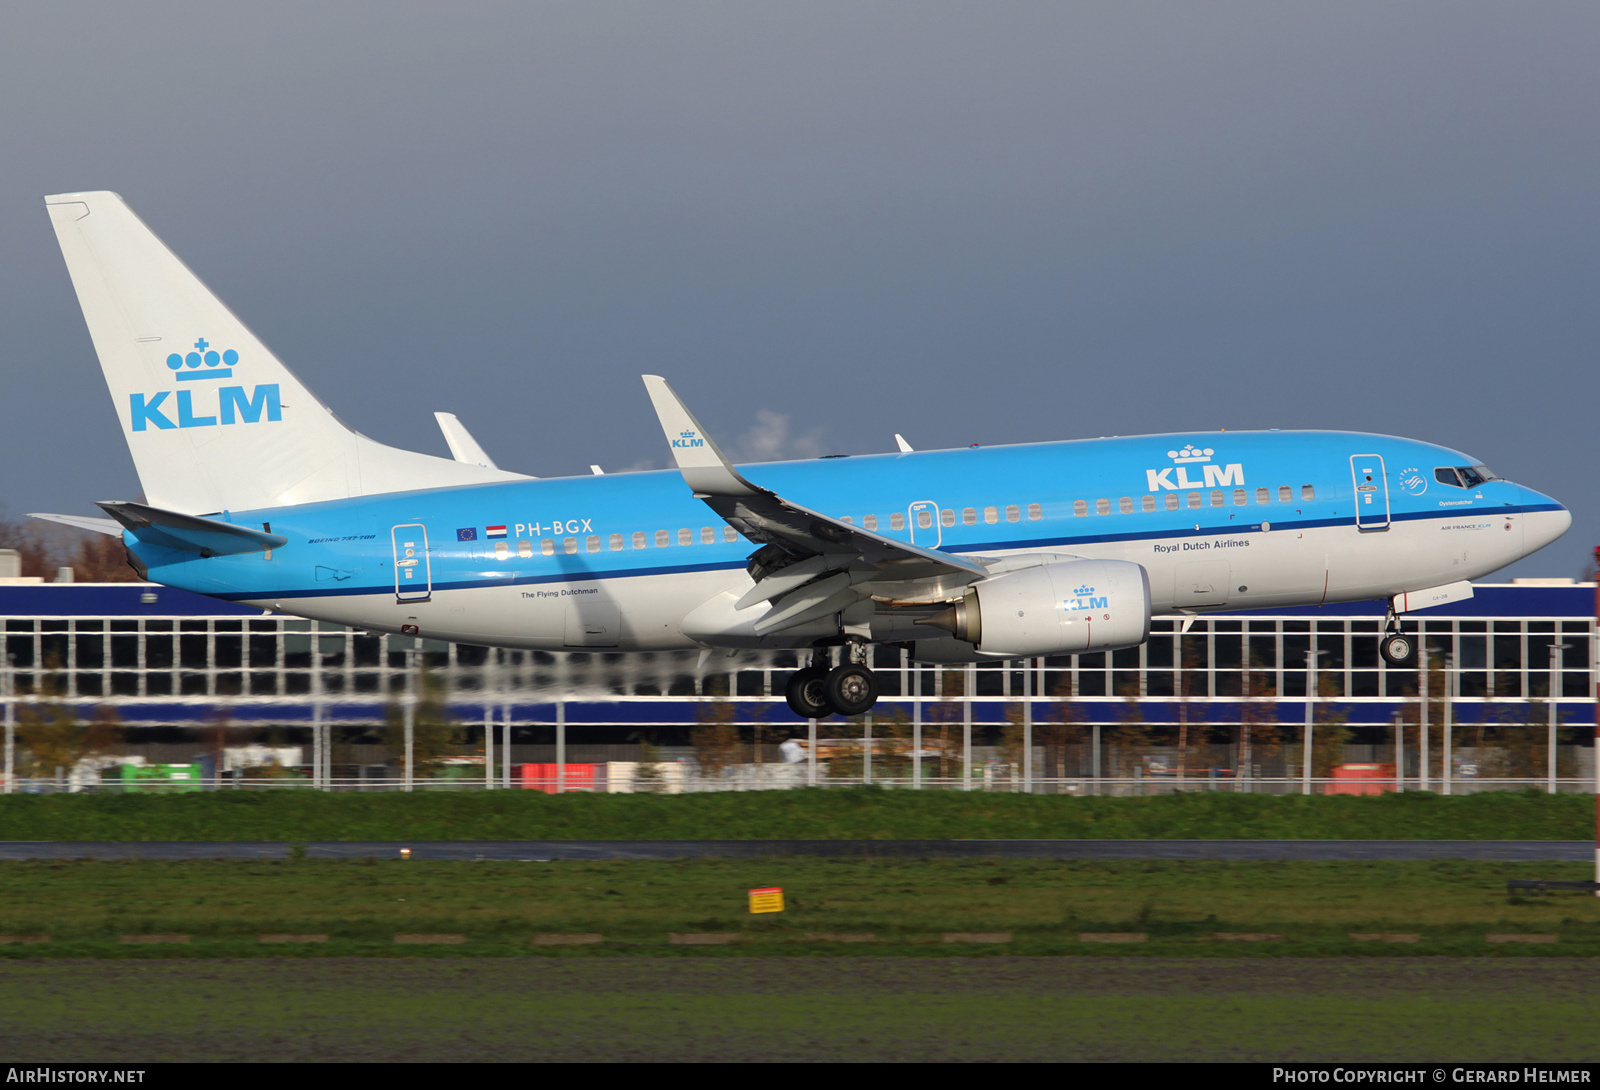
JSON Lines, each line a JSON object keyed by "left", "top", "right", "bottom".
{"left": 784, "top": 644, "right": 879, "bottom": 718}
{"left": 1380, "top": 604, "right": 1416, "bottom": 667}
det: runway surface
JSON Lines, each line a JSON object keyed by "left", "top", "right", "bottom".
{"left": 0, "top": 840, "right": 1587, "bottom": 861}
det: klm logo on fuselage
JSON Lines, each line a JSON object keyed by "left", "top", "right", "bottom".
{"left": 1145, "top": 444, "right": 1243, "bottom": 491}
{"left": 129, "top": 337, "right": 281, "bottom": 432}
{"left": 671, "top": 429, "right": 704, "bottom": 448}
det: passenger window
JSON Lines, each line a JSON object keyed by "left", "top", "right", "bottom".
{"left": 1073, "top": 500, "right": 1088, "bottom": 517}
{"left": 678, "top": 528, "right": 692, "bottom": 546}
{"left": 963, "top": 508, "right": 978, "bottom": 525}
{"left": 1210, "top": 490, "right": 1224, "bottom": 507}
{"left": 655, "top": 530, "right": 670, "bottom": 547}
{"left": 541, "top": 539, "right": 555, "bottom": 557}
{"left": 840, "top": 516, "right": 853, "bottom": 525}
{"left": 1027, "top": 503, "right": 1042, "bottom": 521}
{"left": 701, "top": 527, "right": 715, "bottom": 544}
{"left": 609, "top": 534, "right": 623, "bottom": 551}
{"left": 1164, "top": 493, "right": 1179, "bottom": 511}
{"left": 494, "top": 542, "right": 509, "bottom": 560}
{"left": 984, "top": 506, "right": 998, "bottom": 524}
{"left": 723, "top": 527, "right": 738, "bottom": 542}
{"left": 1277, "top": 486, "right": 1291, "bottom": 503}
{"left": 563, "top": 537, "right": 578, "bottom": 555}
{"left": 586, "top": 535, "right": 601, "bottom": 553}
{"left": 890, "top": 513, "right": 905, "bottom": 531}
{"left": 941, "top": 508, "right": 955, "bottom": 527}
{"left": 1255, "top": 487, "right": 1269, "bottom": 505}
{"left": 1006, "top": 504, "right": 1021, "bottom": 522}
{"left": 1117, "top": 498, "right": 1132, "bottom": 515}
{"left": 1301, "top": 485, "right": 1315, "bottom": 501}
{"left": 632, "top": 531, "right": 647, "bottom": 549}
{"left": 1233, "top": 489, "right": 1247, "bottom": 506}
{"left": 1187, "top": 493, "right": 1202, "bottom": 510}
{"left": 914, "top": 509, "right": 931, "bottom": 530}
{"left": 1095, "top": 498, "right": 1110, "bottom": 516}
{"left": 864, "top": 514, "right": 878, "bottom": 531}
{"left": 1141, "top": 495, "right": 1156, "bottom": 513}
{"left": 518, "top": 540, "right": 533, "bottom": 558}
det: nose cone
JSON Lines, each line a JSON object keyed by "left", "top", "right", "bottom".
{"left": 1523, "top": 501, "right": 1572, "bottom": 557}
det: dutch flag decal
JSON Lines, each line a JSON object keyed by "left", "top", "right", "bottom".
{"left": 486, "top": 525, "right": 507, "bottom": 539}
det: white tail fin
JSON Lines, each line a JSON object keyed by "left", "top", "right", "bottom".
{"left": 45, "top": 192, "right": 526, "bottom": 515}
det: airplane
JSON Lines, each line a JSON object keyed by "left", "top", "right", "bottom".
{"left": 34, "top": 192, "right": 1572, "bottom": 720}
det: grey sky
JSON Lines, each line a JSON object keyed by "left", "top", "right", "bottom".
{"left": 1, "top": 2, "right": 1594, "bottom": 578}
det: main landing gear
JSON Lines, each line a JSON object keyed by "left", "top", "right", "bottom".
{"left": 1379, "top": 606, "right": 1417, "bottom": 667}
{"left": 785, "top": 644, "right": 878, "bottom": 719}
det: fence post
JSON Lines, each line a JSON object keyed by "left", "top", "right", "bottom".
{"left": 1549, "top": 643, "right": 1566, "bottom": 794}
{"left": 1419, "top": 641, "right": 1430, "bottom": 793}
{"left": 913, "top": 666, "right": 922, "bottom": 790}
{"left": 3, "top": 654, "right": 12, "bottom": 796}
{"left": 1303, "top": 647, "right": 1325, "bottom": 796}
{"left": 403, "top": 650, "right": 415, "bottom": 793}
{"left": 963, "top": 663, "right": 973, "bottom": 792}
{"left": 1443, "top": 653, "right": 1454, "bottom": 796}
{"left": 1022, "top": 658, "right": 1033, "bottom": 794}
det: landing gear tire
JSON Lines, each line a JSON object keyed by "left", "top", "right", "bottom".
{"left": 1380, "top": 633, "right": 1415, "bottom": 667}
{"left": 785, "top": 667, "right": 832, "bottom": 719}
{"left": 825, "top": 664, "right": 877, "bottom": 717}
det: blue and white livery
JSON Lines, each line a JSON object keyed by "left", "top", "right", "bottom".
{"left": 35, "top": 192, "right": 1571, "bottom": 718}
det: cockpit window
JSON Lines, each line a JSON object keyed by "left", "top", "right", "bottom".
{"left": 1435, "top": 465, "right": 1501, "bottom": 489}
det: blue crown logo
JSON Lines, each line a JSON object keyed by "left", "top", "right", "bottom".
{"left": 165, "top": 337, "right": 238, "bottom": 382}
{"left": 680, "top": 430, "right": 696, "bottom": 439}
{"left": 1073, "top": 585, "right": 1094, "bottom": 596}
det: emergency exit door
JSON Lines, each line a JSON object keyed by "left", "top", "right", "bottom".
{"left": 1350, "top": 455, "right": 1390, "bottom": 531}
{"left": 392, "top": 524, "right": 432, "bottom": 601}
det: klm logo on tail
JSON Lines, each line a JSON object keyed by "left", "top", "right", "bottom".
{"left": 671, "top": 429, "right": 704, "bottom": 449}
{"left": 129, "top": 338, "right": 281, "bottom": 432}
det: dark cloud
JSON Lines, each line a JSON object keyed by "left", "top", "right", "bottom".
{"left": 0, "top": 2, "right": 1594, "bottom": 576}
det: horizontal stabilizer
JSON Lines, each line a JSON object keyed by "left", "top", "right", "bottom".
{"left": 96, "top": 500, "right": 286, "bottom": 557}
{"left": 433, "top": 412, "right": 503, "bottom": 470}
{"left": 27, "top": 513, "right": 124, "bottom": 537}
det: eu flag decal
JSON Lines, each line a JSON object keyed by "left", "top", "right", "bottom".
{"left": 456, "top": 527, "right": 477, "bottom": 541}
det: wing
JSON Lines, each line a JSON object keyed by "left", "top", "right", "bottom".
{"left": 641, "top": 376, "right": 985, "bottom": 635}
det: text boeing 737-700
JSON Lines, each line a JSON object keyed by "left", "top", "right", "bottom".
{"left": 33, "top": 192, "right": 1571, "bottom": 718}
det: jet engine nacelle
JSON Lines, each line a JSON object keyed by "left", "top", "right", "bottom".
{"left": 927, "top": 559, "right": 1151, "bottom": 657}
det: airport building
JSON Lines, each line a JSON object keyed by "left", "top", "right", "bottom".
{"left": 0, "top": 580, "right": 1592, "bottom": 792}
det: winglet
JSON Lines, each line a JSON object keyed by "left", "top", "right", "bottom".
{"left": 894, "top": 433, "right": 914, "bottom": 453}
{"left": 641, "top": 376, "right": 760, "bottom": 496}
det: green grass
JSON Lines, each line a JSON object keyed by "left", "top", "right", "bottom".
{"left": 0, "top": 787, "right": 1590, "bottom": 841}
{"left": 3, "top": 957, "right": 1598, "bottom": 1061}
{"left": 2, "top": 858, "right": 1598, "bottom": 955}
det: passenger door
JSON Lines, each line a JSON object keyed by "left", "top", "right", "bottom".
{"left": 1350, "top": 455, "right": 1390, "bottom": 531}
{"left": 391, "top": 523, "right": 432, "bottom": 602}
